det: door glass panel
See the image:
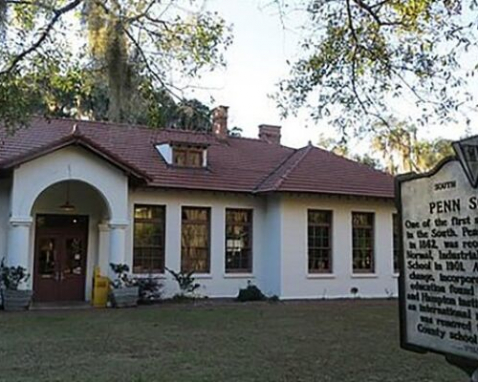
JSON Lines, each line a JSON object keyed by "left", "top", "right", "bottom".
{"left": 39, "top": 238, "right": 56, "bottom": 277}
{"left": 65, "top": 238, "right": 84, "bottom": 275}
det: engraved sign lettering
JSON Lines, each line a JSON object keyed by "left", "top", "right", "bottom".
{"left": 399, "top": 151, "right": 478, "bottom": 361}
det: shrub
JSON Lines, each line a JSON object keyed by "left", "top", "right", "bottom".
{"left": 166, "top": 268, "right": 200, "bottom": 298}
{"left": 236, "top": 282, "right": 266, "bottom": 302}
{"left": 136, "top": 276, "right": 163, "bottom": 304}
{"left": 109, "top": 263, "right": 136, "bottom": 289}
{"left": 0, "top": 258, "right": 30, "bottom": 290}
{"left": 268, "top": 295, "right": 280, "bottom": 302}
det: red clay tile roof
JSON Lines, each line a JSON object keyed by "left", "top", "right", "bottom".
{"left": 0, "top": 129, "right": 151, "bottom": 182}
{"left": 255, "top": 144, "right": 394, "bottom": 198}
{"left": 0, "top": 117, "right": 394, "bottom": 198}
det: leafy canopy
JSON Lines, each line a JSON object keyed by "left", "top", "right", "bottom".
{"left": 318, "top": 120, "right": 455, "bottom": 174}
{"left": 275, "top": 0, "right": 478, "bottom": 137}
{"left": 0, "top": 0, "right": 232, "bottom": 130}
{"left": 371, "top": 120, "right": 454, "bottom": 174}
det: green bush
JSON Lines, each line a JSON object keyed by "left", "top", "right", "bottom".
{"left": 1, "top": 258, "right": 30, "bottom": 290}
{"left": 236, "top": 282, "right": 266, "bottom": 302}
{"left": 268, "top": 295, "right": 279, "bottom": 302}
{"left": 166, "top": 268, "right": 200, "bottom": 298}
{"left": 109, "top": 263, "right": 136, "bottom": 289}
{"left": 135, "top": 276, "right": 163, "bottom": 304}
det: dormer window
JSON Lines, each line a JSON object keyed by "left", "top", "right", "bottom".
{"left": 173, "top": 146, "right": 204, "bottom": 167}
{"left": 156, "top": 142, "right": 207, "bottom": 167}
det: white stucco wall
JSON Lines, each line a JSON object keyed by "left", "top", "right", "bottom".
{"left": 10, "top": 146, "right": 128, "bottom": 223}
{"left": 260, "top": 196, "right": 282, "bottom": 296}
{"left": 128, "top": 190, "right": 396, "bottom": 300}
{"left": 128, "top": 189, "right": 267, "bottom": 298}
{"left": 7, "top": 146, "right": 129, "bottom": 293}
{"left": 1, "top": 144, "right": 398, "bottom": 302}
{"left": 279, "top": 195, "right": 397, "bottom": 299}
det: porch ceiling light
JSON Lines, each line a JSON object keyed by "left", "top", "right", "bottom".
{"left": 59, "top": 181, "right": 75, "bottom": 212}
{"left": 59, "top": 201, "right": 75, "bottom": 212}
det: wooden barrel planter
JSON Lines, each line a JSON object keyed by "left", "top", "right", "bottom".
{"left": 110, "top": 286, "right": 139, "bottom": 308}
{"left": 2, "top": 289, "right": 33, "bottom": 311}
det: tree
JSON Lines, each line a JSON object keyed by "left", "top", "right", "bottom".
{"left": 318, "top": 126, "right": 453, "bottom": 174}
{"left": 228, "top": 126, "right": 243, "bottom": 137}
{"left": 169, "top": 99, "right": 212, "bottom": 131}
{"left": 317, "top": 133, "right": 349, "bottom": 156}
{"left": 352, "top": 153, "right": 382, "bottom": 170}
{"left": 0, "top": 0, "right": 232, "bottom": 130}
{"left": 317, "top": 133, "right": 383, "bottom": 170}
{"left": 20, "top": 63, "right": 213, "bottom": 130}
{"left": 372, "top": 122, "right": 416, "bottom": 174}
{"left": 371, "top": 121, "right": 454, "bottom": 174}
{"left": 274, "top": 0, "right": 477, "bottom": 137}
{"left": 414, "top": 138, "right": 455, "bottom": 172}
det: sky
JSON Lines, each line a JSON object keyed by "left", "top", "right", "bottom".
{"left": 185, "top": 0, "right": 329, "bottom": 148}
{"left": 180, "top": 0, "right": 478, "bottom": 151}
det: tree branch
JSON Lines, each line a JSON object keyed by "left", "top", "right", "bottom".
{"left": 122, "top": 24, "right": 184, "bottom": 103}
{"left": 126, "top": 0, "right": 159, "bottom": 23}
{"left": 352, "top": 0, "right": 407, "bottom": 27}
{"left": 346, "top": 0, "right": 359, "bottom": 44}
{"left": 0, "top": 0, "right": 84, "bottom": 76}
{"left": 4, "top": 0, "right": 57, "bottom": 11}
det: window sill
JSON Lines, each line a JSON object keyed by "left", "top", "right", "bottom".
{"left": 307, "top": 273, "right": 336, "bottom": 279}
{"left": 170, "top": 165, "right": 207, "bottom": 169}
{"left": 223, "top": 273, "right": 254, "bottom": 279}
{"left": 133, "top": 273, "right": 167, "bottom": 279}
{"left": 193, "top": 274, "right": 213, "bottom": 279}
{"left": 351, "top": 273, "right": 378, "bottom": 279}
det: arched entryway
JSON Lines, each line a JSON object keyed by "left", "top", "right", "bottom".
{"left": 6, "top": 145, "right": 131, "bottom": 301}
{"left": 31, "top": 180, "right": 110, "bottom": 303}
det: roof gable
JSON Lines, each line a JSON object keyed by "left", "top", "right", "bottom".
{"left": 0, "top": 126, "right": 150, "bottom": 182}
{"left": 256, "top": 144, "right": 394, "bottom": 198}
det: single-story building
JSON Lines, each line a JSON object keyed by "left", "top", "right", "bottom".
{"left": 0, "top": 107, "right": 398, "bottom": 302}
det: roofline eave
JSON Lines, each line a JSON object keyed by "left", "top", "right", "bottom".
{"left": 0, "top": 135, "right": 152, "bottom": 183}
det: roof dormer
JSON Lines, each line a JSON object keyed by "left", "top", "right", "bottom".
{"left": 155, "top": 142, "right": 208, "bottom": 168}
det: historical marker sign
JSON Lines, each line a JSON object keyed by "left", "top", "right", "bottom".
{"left": 398, "top": 136, "right": 478, "bottom": 363}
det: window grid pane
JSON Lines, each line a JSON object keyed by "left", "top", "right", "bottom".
{"left": 173, "top": 148, "right": 187, "bottom": 166}
{"left": 181, "top": 207, "right": 211, "bottom": 273}
{"left": 133, "top": 205, "right": 166, "bottom": 274}
{"left": 173, "top": 146, "right": 204, "bottom": 167}
{"left": 225, "top": 209, "right": 253, "bottom": 273}
{"left": 308, "top": 210, "right": 332, "bottom": 273}
{"left": 352, "top": 212, "right": 374, "bottom": 273}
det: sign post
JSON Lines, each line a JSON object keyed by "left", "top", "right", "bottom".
{"left": 397, "top": 136, "right": 478, "bottom": 380}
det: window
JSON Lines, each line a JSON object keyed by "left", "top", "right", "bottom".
{"left": 173, "top": 146, "right": 204, "bottom": 167}
{"left": 181, "top": 207, "right": 210, "bottom": 273}
{"left": 308, "top": 210, "right": 333, "bottom": 273}
{"left": 133, "top": 205, "right": 166, "bottom": 273}
{"left": 225, "top": 209, "right": 253, "bottom": 273}
{"left": 393, "top": 214, "right": 400, "bottom": 274}
{"left": 352, "top": 212, "right": 375, "bottom": 273}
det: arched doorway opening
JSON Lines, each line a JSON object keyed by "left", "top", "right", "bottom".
{"left": 31, "top": 180, "right": 110, "bottom": 302}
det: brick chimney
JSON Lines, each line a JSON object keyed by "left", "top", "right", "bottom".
{"left": 212, "top": 105, "right": 229, "bottom": 139}
{"left": 259, "top": 124, "right": 281, "bottom": 144}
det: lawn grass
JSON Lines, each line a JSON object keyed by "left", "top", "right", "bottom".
{"left": 0, "top": 300, "right": 466, "bottom": 382}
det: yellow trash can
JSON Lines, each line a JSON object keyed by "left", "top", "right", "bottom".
{"left": 92, "top": 266, "right": 109, "bottom": 308}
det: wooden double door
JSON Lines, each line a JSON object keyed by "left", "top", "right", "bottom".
{"left": 34, "top": 215, "right": 89, "bottom": 302}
